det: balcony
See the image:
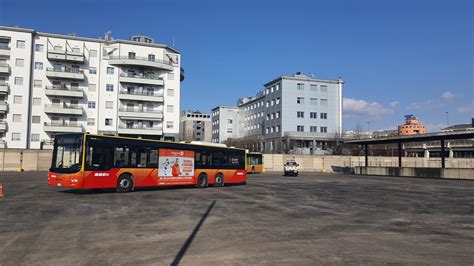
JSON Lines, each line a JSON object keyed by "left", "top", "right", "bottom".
{"left": 0, "top": 102, "right": 7, "bottom": 113}
{"left": 0, "top": 63, "right": 9, "bottom": 74}
{"left": 45, "top": 67, "right": 85, "bottom": 80}
{"left": 180, "top": 67, "right": 185, "bottom": 82}
{"left": 118, "top": 108, "right": 163, "bottom": 120}
{"left": 118, "top": 90, "right": 164, "bottom": 102}
{"left": 44, "top": 122, "right": 84, "bottom": 133}
{"left": 0, "top": 45, "right": 10, "bottom": 58}
{"left": 118, "top": 124, "right": 163, "bottom": 135}
{"left": 45, "top": 85, "right": 84, "bottom": 98}
{"left": 0, "top": 83, "right": 9, "bottom": 94}
{"left": 119, "top": 73, "right": 164, "bottom": 86}
{"left": 47, "top": 49, "right": 84, "bottom": 63}
{"left": 109, "top": 56, "right": 173, "bottom": 71}
{"left": 0, "top": 121, "right": 7, "bottom": 132}
{"left": 44, "top": 104, "right": 83, "bottom": 115}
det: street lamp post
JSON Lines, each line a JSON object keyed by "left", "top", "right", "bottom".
{"left": 445, "top": 111, "right": 449, "bottom": 127}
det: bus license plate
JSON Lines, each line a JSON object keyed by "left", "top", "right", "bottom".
{"left": 57, "top": 183, "right": 62, "bottom": 187}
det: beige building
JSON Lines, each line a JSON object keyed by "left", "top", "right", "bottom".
{"left": 179, "top": 111, "right": 211, "bottom": 142}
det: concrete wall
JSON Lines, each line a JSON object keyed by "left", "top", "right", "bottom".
{"left": 354, "top": 166, "right": 474, "bottom": 180}
{"left": 0, "top": 149, "right": 52, "bottom": 171}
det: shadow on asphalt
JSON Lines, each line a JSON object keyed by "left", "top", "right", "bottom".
{"left": 58, "top": 182, "right": 247, "bottom": 194}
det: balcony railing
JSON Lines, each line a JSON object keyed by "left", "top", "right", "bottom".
{"left": 0, "top": 44, "right": 10, "bottom": 50}
{"left": 119, "top": 73, "right": 162, "bottom": 81}
{"left": 45, "top": 85, "right": 82, "bottom": 92}
{"left": 44, "top": 122, "right": 83, "bottom": 128}
{"left": 119, "top": 125, "right": 163, "bottom": 130}
{"left": 110, "top": 56, "right": 173, "bottom": 66}
{"left": 119, "top": 108, "right": 162, "bottom": 113}
{"left": 119, "top": 90, "right": 163, "bottom": 97}
{"left": 44, "top": 104, "right": 83, "bottom": 110}
{"left": 46, "top": 67, "right": 84, "bottom": 74}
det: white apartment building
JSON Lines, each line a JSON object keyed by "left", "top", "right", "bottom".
{"left": 211, "top": 106, "right": 241, "bottom": 143}
{"left": 179, "top": 111, "right": 211, "bottom": 142}
{"left": 0, "top": 26, "right": 183, "bottom": 149}
{"left": 211, "top": 72, "right": 343, "bottom": 154}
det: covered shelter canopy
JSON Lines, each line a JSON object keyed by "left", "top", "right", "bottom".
{"left": 344, "top": 131, "right": 474, "bottom": 168}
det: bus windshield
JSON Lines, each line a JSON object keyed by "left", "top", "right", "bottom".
{"left": 51, "top": 134, "right": 83, "bottom": 173}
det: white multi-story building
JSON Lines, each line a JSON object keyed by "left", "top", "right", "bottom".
{"left": 179, "top": 111, "right": 211, "bottom": 142}
{"left": 211, "top": 106, "right": 241, "bottom": 143}
{"left": 211, "top": 72, "right": 343, "bottom": 154}
{"left": 0, "top": 26, "right": 184, "bottom": 149}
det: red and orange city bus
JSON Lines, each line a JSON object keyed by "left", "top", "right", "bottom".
{"left": 246, "top": 152, "right": 263, "bottom": 174}
{"left": 48, "top": 133, "right": 247, "bottom": 192}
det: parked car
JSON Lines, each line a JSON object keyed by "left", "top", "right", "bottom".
{"left": 284, "top": 160, "right": 299, "bottom": 176}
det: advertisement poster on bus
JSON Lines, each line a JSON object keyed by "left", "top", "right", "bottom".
{"left": 158, "top": 149, "right": 195, "bottom": 183}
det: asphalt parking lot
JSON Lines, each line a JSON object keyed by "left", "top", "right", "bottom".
{"left": 0, "top": 171, "right": 473, "bottom": 265}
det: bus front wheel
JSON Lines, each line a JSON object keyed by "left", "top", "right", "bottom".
{"left": 214, "top": 173, "right": 224, "bottom": 187}
{"left": 117, "top": 174, "right": 134, "bottom": 193}
{"left": 196, "top": 173, "right": 208, "bottom": 188}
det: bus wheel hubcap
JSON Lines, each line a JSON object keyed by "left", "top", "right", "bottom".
{"left": 121, "top": 179, "right": 129, "bottom": 188}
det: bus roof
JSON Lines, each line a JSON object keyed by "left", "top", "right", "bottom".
{"left": 78, "top": 133, "right": 246, "bottom": 151}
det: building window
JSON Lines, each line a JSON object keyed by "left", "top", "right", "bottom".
{"left": 265, "top": 128, "right": 269, "bottom": 134}
{"left": 320, "top": 113, "right": 327, "bottom": 119}
{"left": 297, "top": 125, "right": 304, "bottom": 132}
{"left": 271, "top": 100, "right": 274, "bottom": 106}
{"left": 167, "top": 105, "right": 174, "bottom": 113}
{"left": 13, "top": 114, "right": 21, "bottom": 122}
{"left": 227, "top": 119, "right": 233, "bottom": 124}
{"left": 15, "top": 58, "right": 24, "bottom": 67}
{"left": 106, "top": 101, "right": 114, "bottom": 109}
{"left": 227, "top": 128, "right": 233, "bottom": 133}
{"left": 89, "top": 84, "right": 96, "bottom": 92}
{"left": 16, "top": 40, "right": 25, "bottom": 49}
{"left": 35, "top": 44, "right": 44, "bottom": 52}
{"left": 310, "top": 126, "right": 317, "bottom": 132}
{"left": 14, "top": 77, "right": 23, "bottom": 85}
{"left": 128, "top": 52, "right": 136, "bottom": 59}
{"left": 310, "top": 84, "right": 317, "bottom": 91}
{"left": 320, "top": 99, "right": 328, "bottom": 106}
{"left": 89, "top": 49, "right": 98, "bottom": 58}
{"left": 310, "top": 112, "right": 317, "bottom": 119}
{"left": 276, "top": 84, "right": 280, "bottom": 91}
{"left": 106, "top": 84, "right": 114, "bottom": 92}
{"left": 168, "top": 72, "right": 175, "bottom": 80}
{"left": 106, "top": 67, "right": 114, "bottom": 74}
{"left": 33, "top": 80, "right": 42, "bottom": 88}
{"left": 320, "top": 126, "right": 328, "bottom": 133}
{"left": 297, "top": 111, "right": 304, "bottom": 118}
{"left": 33, "top": 98, "right": 41, "bottom": 106}
{"left": 148, "top": 54, "right": 155, "bottom": 61}
{"left": 320, "top": 85, "right": 328, "bottom": 93}
{"left": 11, "top": 133, "right": 21, "bottom": 141}
{"left": 88, "top": 101, "right": 96, "bottom": 109}
{"left": 87, "top": 118, "right": 95, "bottom": 126}
{"left": 297, "top": 97, "right": 304, "bottom": 104}
{"left": 32, "top": 116, "right": 41, "bottom": 124}
{"left": 31, "top": 134, "right": 40, "bottom": 142}
{"left": 167, "top": 89, "right": 174, "bottom": 96}
{"left": 297, "top": 83, "right": 304, "bottom": 91}
{"left": 310, "top": 98, "right": 317, "bottom": 105}
{"left": 34, "top": 62, "right": 43, "bottom": 70}
{"left": 276, "top": 112, "right": 280, "bottom": 118}
{"left": 13, "top": 95, "right": 22, "bottom": 104}
{"left": 266, "top": 114, "right": 270, "bottom": 120}
{"left": 167, "top": 121, "right": 173, "bottom": 129}
{"left": 276, "top": 125, "right": 280, "bottom": 132}
{"left": 89, "top": 67, "right": 97, "bottom": 74}
{"left": 105, "top": 118, "right": 113, "bottom": 126}
{"left": 276, "top": 97, "right": 280, "bottom": 104}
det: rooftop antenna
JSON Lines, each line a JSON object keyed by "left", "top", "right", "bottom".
{"left": 172, "top": 35, "right": 175, "bottom": 47}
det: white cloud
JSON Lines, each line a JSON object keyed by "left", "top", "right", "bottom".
{"left": 389, "top": 101, "right": 400, "bottom": 108}
{"left": 406, "top": 100, "right": 433, "bottom": 112}
{"left": 440, "top": 91, "right": 455, "bottom": 102}
{"left": 343, "top": 98, "right": 394, "bottom": 119}
{"left": 457, "top": 102, "right": 474, "bottom": 113}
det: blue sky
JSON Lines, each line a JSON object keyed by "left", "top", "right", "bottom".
{"left": 1, "top": 0, "right": 472, "bottom": 132}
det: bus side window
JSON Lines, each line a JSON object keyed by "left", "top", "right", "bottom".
{"left": 196, "top": 150, "right": 211, "bottom": 168}
{"left": 212, "top": 151, "right": 228, "bottom": 168}
{"left": 149, "top": 149, "right": 158, "bottom": 168}
{"left": 114, "top": 147, "right": 129, "bottom": 167}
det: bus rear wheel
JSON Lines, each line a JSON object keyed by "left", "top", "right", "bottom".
{"left": 117, "top": 174, "right": 133, "bottom": 193}
{"left": 214, "top": 173, "right": 224, "bottom": 187}
{"left": 196, "top": 173, "right": 208, "bottom": 188}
